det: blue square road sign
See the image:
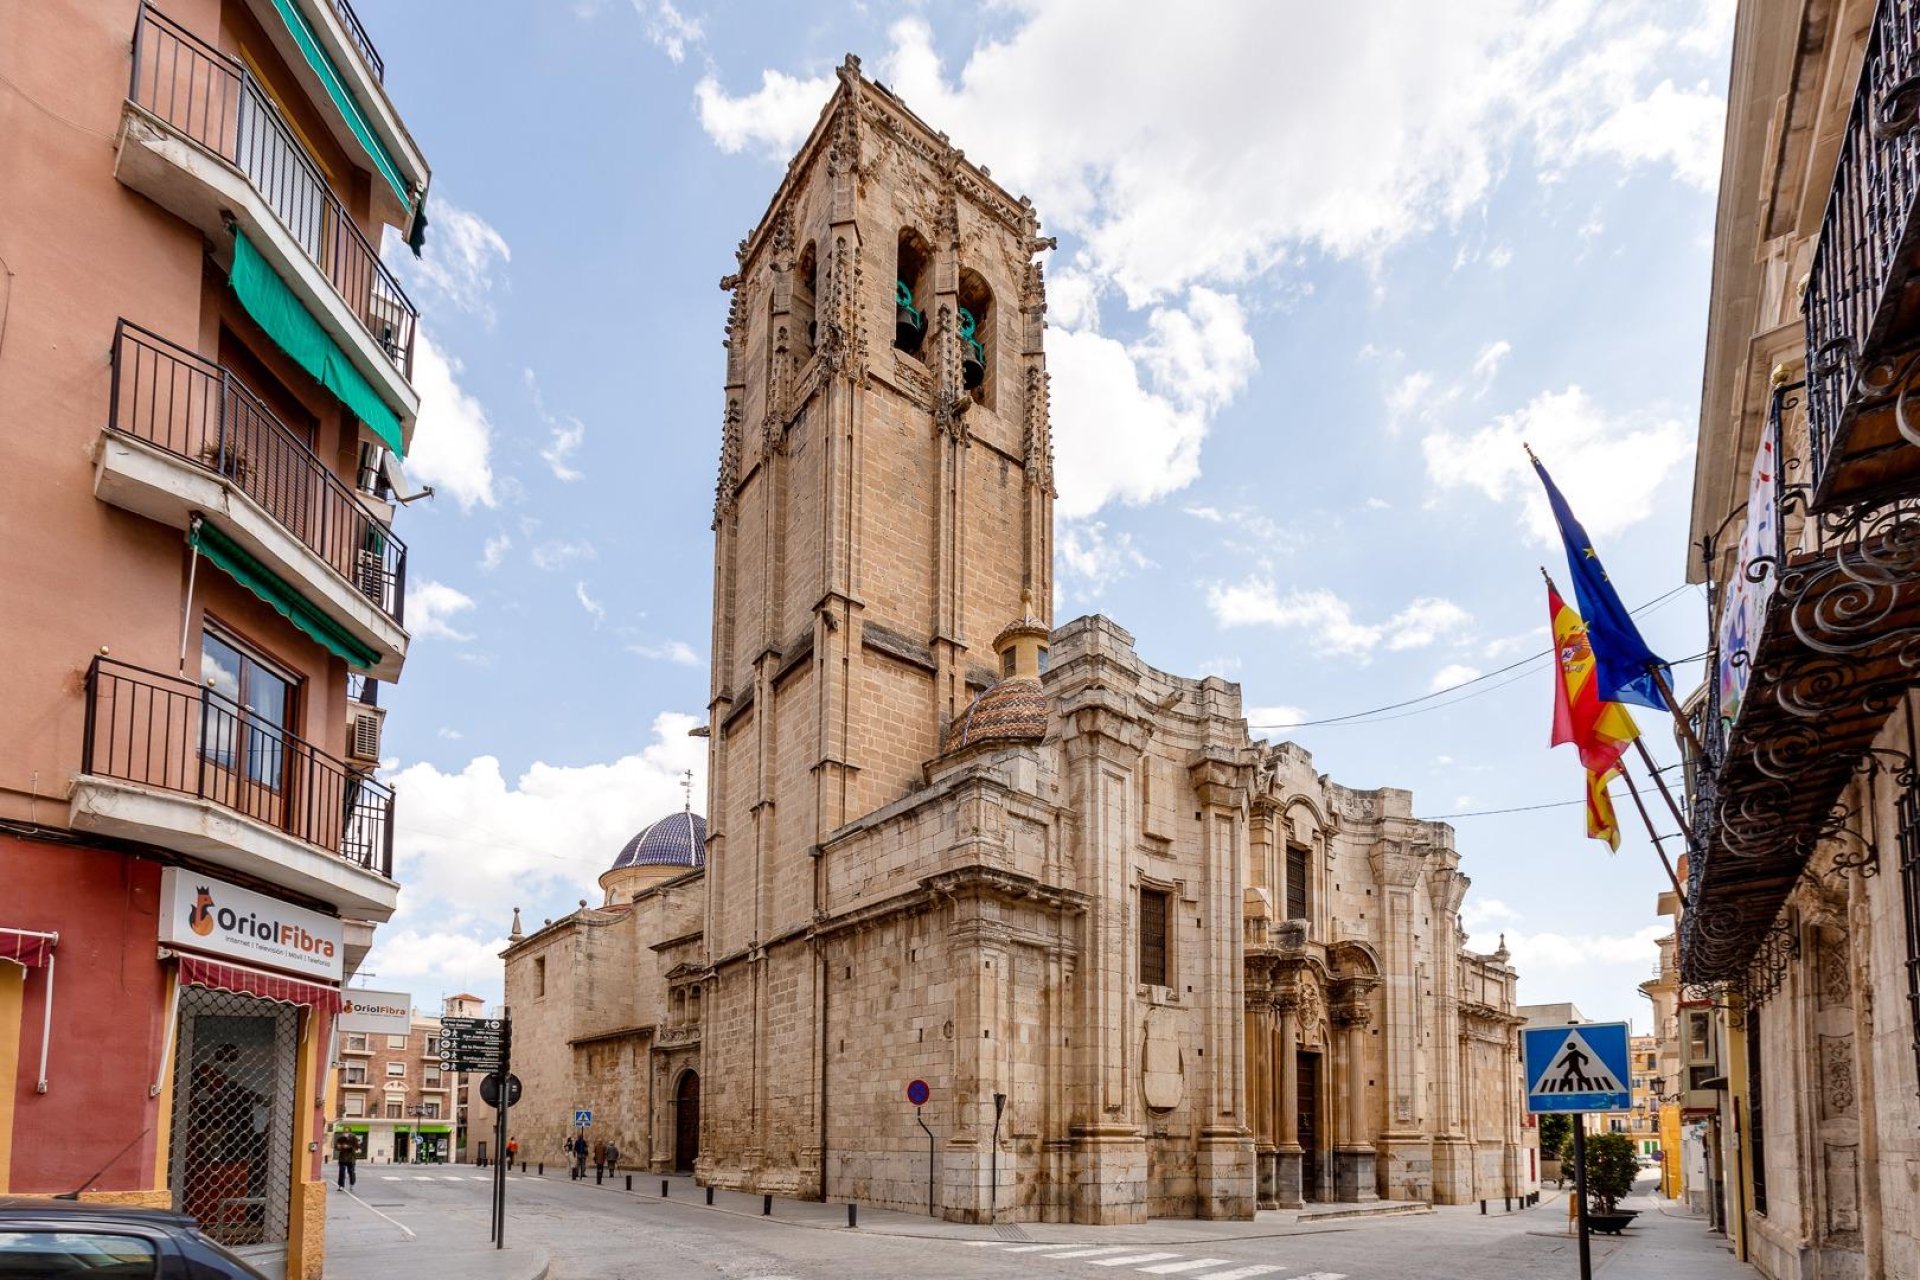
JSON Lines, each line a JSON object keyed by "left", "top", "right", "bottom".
{"left": 1523, "top": 1021, "right": 1632, "bottom": 1114}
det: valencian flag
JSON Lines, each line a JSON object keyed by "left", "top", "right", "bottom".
{"left": 1549, "top": 574, "right": 1640, "bottom": 850}
{"left": 1531, "top": 452, "right": 1672, "bottom": 711}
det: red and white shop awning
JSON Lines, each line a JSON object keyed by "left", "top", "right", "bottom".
{"left": 165, "top": 949, "right": 342, "bottom": 1015}
{"left": 1, "top": 927, "right": 58, "bottom": 1094}
{"left": 0, "top": 927, "right": 56, "bottom": 969}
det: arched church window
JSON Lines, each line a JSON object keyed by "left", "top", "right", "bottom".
{"left": 794, "top": 241, "right": 818, "bottom": 358}
{"left": 957, "top": 268, "right": 993, "bottom": 404}
{"left": 895, "top": 228, "right": 932, "bottom": 357}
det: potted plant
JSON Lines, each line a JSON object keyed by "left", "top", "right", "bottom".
{"left": 1581, "top": 1131, "right": 1642, "bottom": 1234}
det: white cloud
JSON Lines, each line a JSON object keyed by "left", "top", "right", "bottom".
{"left": 368, "top": 714, "right": 708, "bottom": 1004}
{"left": 1572, "top": 78, "right": 1725, "bottom": 191}
{"left": 694, "top": 67, "right": 833, "bottom": 156}
{"left": 1057, "top": 519, "right": 1152, "bottom": 600}
{"left": 406, "top": 580, "right": 477, "bottom": 641}
{"left": 525, "top": 369, "right": 587, "bottom": 483}
{"left": 1471, "top": 339, "right": 1513, "bottom": 391}
{"left": 1049, "top": 287, "right": 1257, "bottom": 516}
{"left": 1431, "top": 662, "right": 1483, "bottom": 692}
{"left": 628, "top": 640, "right": 702, "bottom": 666}
{"left": 635, "top": 0, "right": 702, "bottom": 62}
{"left": 1245, "top": 704, "right": 1308, "bottom": 728}
{"left": 531, "top": 540, "right": 596, "bottom": 571}
{"left": 1206, "top": 580, "right": 1471, "bottom": 658}
{"left": 1422, "top": 385, "right": 1693, "bottom": 544}
{"left": 478, "top": 534, "right": 511, "bottom": 572}
{"left": 407, "top": 334, "right": 497, "bottom": 512}
{"left": 1485, "top": 244, "right": 1514, "bottom": 269}
{"left": 436, "top": 727, "right": 464, "bottom": 740}
{"left": 406, "top": 202, "right": 511, "bottom": 323}
{"left": 574, "top": 581, "right": 606, "bottom": 625}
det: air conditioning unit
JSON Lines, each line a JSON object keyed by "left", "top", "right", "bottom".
{"left": 347, "top": 704, "right": 386, "bottom": 767}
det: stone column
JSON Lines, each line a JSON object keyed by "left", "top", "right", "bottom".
{"left": 1275, "top": 993, "right": 1304, "bottom": 1208}
{"left": 1332, "top": 989, "right": 1377, "bottom": 1203}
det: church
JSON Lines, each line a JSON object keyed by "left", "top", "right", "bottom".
{"left": 501, "top": 55, "right": 1531, "bottom": 1223}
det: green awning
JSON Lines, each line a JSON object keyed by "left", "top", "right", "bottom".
{"left": 229, "top": 230, "right": 405, "bottom": 458}
{"left": 266, "top": 0, "right": 410, "bottom": 209}
{"left": 191, "top": 521, "right": 381, "bottom": 670}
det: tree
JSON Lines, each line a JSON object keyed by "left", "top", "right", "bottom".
{"left": 1581, "top": 1131, "right": 1640, "bottom": 1215}
{"left": 1538, "top": 1114, "right": 1571, "bottom": 1161}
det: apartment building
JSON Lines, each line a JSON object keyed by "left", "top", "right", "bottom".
{"left": 336, "top": 1013, "right": 452, "bottom": 1164}
{"left": 1684, "top": 2, "right": 1920, "bottom": 1275}
{"left": 0, "top": 2, "right": 429, "bottom": 1276}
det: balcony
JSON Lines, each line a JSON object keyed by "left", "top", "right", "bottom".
{"left": 1804, "top": 0, "right": 1920, "bottom": 509}
{"left": 69, "top": 656, "right": 397, "bottom": 920}
{"left": 98, "top": 321, "right": 408, "bottom": 679}
{"left": 1682, "top": 379, "right": 1919, "bottom": 988}
{"left": 116, "top": 5, "right": 418, "bottom": 426}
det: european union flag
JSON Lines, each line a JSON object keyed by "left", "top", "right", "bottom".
{"left": 1531, "top": 453, "right": 1671, "bottom": 711}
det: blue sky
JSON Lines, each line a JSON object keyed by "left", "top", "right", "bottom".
{"left": 356, "top": 0, "right": 1731, "bottom": 1030}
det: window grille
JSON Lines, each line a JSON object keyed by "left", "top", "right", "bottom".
{"left": 1139, "top": 888, "right": 1170, "bottom": 987}
{"left": 169, "top": 987, "right": 296, "bottom": 1251}
{"left": 1285, "top": 844, "right": 1310, "bottom": 922}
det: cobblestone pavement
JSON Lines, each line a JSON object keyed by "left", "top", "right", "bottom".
{"left": 326, "top": 1164, "right": 1755, "bottom": 1280}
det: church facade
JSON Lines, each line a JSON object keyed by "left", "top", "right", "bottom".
{"left": 501, "top": 57, "right": 1530, "bottom": 1223}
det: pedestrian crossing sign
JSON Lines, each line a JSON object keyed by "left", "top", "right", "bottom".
{"left": 1523, "top": 1021, "right": 1632, "bottom": 1114}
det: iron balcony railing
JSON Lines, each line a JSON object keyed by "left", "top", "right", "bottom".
{"left": 83, "top": 656, "right": 395, "bottom": 878}
{"left": 1804, "top": 0, "right": 1920, "bottom": 505}
{"left": 110, "top": 319, "right": 406, "bottom": 626}
{"left": 325, "top": 0, "right": 385, "bottom": 83}
{"left": 129, "top": 4, "right": 417, "bottom": 379}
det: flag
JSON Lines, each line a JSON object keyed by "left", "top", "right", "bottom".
{"left": 1587, "top": 767, "right": 1623, "bottom": 852}
{"left": 1531, "top": 452, "right": 1672, "bottom": 710}
{"left": 1549, "top": 574, "right": 1639, "bottom": 851}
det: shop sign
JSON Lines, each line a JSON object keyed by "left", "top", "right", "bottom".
{"left": 158, "top": 867, "right": 343, "bottom": 980}
{"left": 339, "top": 989, "right": 414, "bottom": 1035}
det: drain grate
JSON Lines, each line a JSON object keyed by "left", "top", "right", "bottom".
{"left": 993, "top": 1223, "right": 1030, "bottom": 1241}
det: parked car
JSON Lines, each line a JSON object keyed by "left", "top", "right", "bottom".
{"left": 0, "top": 1198, "right": 268, "bottom": 1278}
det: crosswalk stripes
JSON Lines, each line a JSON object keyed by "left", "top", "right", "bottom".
{"left": 956, "top": 1241, "right": 1345, "bottom": 1280}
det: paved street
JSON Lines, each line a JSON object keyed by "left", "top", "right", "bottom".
{"left": 324, "top": 1166, "right": 1753, "bottom": 1280}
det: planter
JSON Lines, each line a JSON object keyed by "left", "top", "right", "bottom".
{"left": 1588, "top": 1211, "right": 1638, "bottom": 1235}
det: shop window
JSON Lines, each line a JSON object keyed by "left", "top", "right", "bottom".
{"left": 895, "top": 228, "right": 932, "bottom": 357}
{"left": 200, "top": 629, "right": 295, "bottom": 793}
{"left": 794, "top": 241, "right": 818, "bottom": 358}
{"left": 168, "top": 986, "right": 296, "bottom": 1250}
{"left": 1285, "top": 844, "right": 1311, "bottom": 922}
{"left": 1747, "top": 1006, "right": 1767, "bottom": 1216}
{"left": 956, "top": 268, "right": 993, "bottom": 404}
{"left": 1139, "top": 887, "right": 1170, "bottom": 987}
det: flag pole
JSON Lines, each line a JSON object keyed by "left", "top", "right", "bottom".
{"left": 1614, "top": 759, "right": 1688, "bottom": 907}
{"left": 1647, "top": 664, "right": 1706, "bottom": 759}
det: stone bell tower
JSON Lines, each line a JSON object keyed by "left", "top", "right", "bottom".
{"left": 700, "top": 56, "right": 1056, "bottom": 1195}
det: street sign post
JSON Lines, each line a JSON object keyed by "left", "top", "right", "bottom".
{"left": 442, "top": 1015, "right": 513, "bottom": 1250}
{"left": 1523, "top": 1020, "right": 1631, "bottom": 1280}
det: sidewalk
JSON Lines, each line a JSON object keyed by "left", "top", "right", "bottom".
{"left": 1590, "top": 1179, "right": 1754, "bottom": 1277}
{"left": 324, "top": 1179, "right": 549, "bottom": 1280}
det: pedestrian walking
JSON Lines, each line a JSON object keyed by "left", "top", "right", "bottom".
{"left": 605, "top": 1139, "right": 620, "bottom": 1172}
{"left": 572, "top": 1133, "right": 589, "bottom": 1179}
{"left": 592, "top": 1138, "right": 607, "bottom": 1178}
{"left": 332, "top": 1129, "right": 358, "bottom": 1190}
{"left": 506, "top": 1136, "right": 519, "bottom": 1168}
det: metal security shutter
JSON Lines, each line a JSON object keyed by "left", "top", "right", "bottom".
{"left": 168, "top": 987, "right": 298, "bottom": 1249}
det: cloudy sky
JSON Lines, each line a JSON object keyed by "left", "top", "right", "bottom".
{"left": 360, "top": 0, "right": 1730, "bottom": 1029}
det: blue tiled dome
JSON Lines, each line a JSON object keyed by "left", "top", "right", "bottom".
{"left": 611, "top": 811, "right": 706, "bottom": 871}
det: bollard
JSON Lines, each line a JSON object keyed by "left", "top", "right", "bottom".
{"left": 763, "top": 1194, "right": 773, "bottom": 1216}
{"left": 626, "top": 1175, "right": 632, "bottom": 1192}
{"left": 537, "top": 1163, "right": 544, "bottom": 1176}
{"left": 848, "top": 1203, "right": 857, "bottom": 1229}
{"left": 706, "top": 1186, "right": 715, "bottom": 1206}
{"left": 1505, "top": 1197, "right": 1512, "bottom": 1212}
{"left": 1480, "top": 1199, "right": 1487, "bottom": 1215}
{"left": 521, "top": 1162, "right": 527, "bottom": 1174}
{"left": 662, "top": 1180, "right": 669, "bottom": 1198}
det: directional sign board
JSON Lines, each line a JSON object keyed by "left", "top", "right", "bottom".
{"left": 440, "top": 1016, "right": 507, "bottom": 1072}
{"left": 1523, "top": 1021, "right": 1632, "bottom": 1114}
{"left": 574, "top": 1108, "right": 593, "bottom": 1128}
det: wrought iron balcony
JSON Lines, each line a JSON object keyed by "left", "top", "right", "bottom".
{"left": 325, "top": 0, "right": 386, "bottom": 82}
{"left": 1683, "top": 379, "right": 1919, "bottom": 991}
{"left": 128, "top": 5, "right": 416, "bottom": 378}
{"left": 1804, "top": 0, "right": 1920, "bottom": 510}
{"left": 81, "top": 656, "right": 395, "bottom": 880}
{"left": 109, "top": 320, "right": 407, "bottom": 631}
